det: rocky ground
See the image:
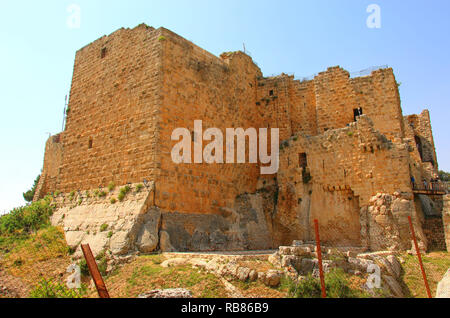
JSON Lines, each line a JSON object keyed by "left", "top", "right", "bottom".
{"left": 1, "top": 232, "right": 449, "bottom": 298}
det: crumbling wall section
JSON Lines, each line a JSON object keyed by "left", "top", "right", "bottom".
{"left": 34, "top": 134, "right": 63, "bottom": 200}
{"left": 404, "top": 110, "right": 439, "bottom": 180}
{"left": 276, "top": 116, "right": 416, "bottom": 250}
{"left": 313, "top": 67, "right": 404, "bottom": 142}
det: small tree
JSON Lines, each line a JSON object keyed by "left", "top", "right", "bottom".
{"left": 23, "top": 175, "right": 41, "bottom": 202}
{"left": 438, "top": 170, "right": 450, "bottom": 182}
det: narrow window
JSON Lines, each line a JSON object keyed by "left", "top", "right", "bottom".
{"left": 269, "top": 90, "right": 274, "bottom": 96}
{"left": 353, "top": 108, "right": 363, "bottom": 121}
{"left": 299, "top": 153, "right": 308, "bottom": 168}
{"left": 88, "top": 138, "right": 93, "bottom": 149}
{"left": 101, "top": 47, "right": 107, "bottom": 59}
{"left": 415, "top": 136, "right": 424, "bottom": 162}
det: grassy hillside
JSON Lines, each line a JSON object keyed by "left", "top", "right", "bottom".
{"left": 0, "top": 196, "right": 74, "bottom": 297}
{"left": 400, "top": 252, "right": 450, "bottom": 298}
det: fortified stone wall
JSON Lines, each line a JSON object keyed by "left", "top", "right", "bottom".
{"left": 55, "top": 24, "right": 163, "bottom": 193}
{"left": 148, "top": 28, "right": 275, "bottom": 251}
{"left": 156, "top": 28, "right": 264, "bottom": 215}
{"left": 404, "top": 110, "right": 439, "bottom": 181}
{"left": 34, "top": 24, "right": 445, "bottom": 254}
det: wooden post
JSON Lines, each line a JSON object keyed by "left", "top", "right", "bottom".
{"left": 314, "top": 219, "right": 327, "bottom": 298}
{"left": 81, "top": 244, "right": 110, "bottom": 298}
{"left": 407, "top": 216, "right": 432, "bottom": 298}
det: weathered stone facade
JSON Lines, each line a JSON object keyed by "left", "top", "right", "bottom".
{"left": 35, "top": 24, "right": 447, "bottom": 255}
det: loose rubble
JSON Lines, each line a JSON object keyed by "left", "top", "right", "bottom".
{"left": 138, "top": 288, "right": 193, "bottom": 298}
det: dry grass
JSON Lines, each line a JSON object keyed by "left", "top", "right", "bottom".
{"left": 400, "top": 251, "right": 450, "bottom": 298}
{"left": 236, "top": 259, "right": 276, "bottom": 272}
{"left": 0, "top": 226, "right": 71, "bottom": 296}
{"left": 97, "top": 255, "right": 229, "bottom": 298}
{"left": 232, "top": 278, "right": 288, "bottom": 298}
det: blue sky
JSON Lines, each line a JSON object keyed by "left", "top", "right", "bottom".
{"left": 0, "top": 0, "right": 449, "bottom": 213}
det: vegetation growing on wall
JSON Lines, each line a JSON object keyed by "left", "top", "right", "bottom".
{"left": 22, "top": 175, "right": 40, "bottom": 202}
{"left": 438, "top": 170, "right": 449, "bottom": 182}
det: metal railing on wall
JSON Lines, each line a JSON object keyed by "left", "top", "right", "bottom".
{"left": 412, "top": 182, "right": 449, "bottom": 194}
{"left": 349, "top": 65, "right": 389, "bottom": 78}
{"left": 291, "top": 65, "right": 390, "bottom": 82}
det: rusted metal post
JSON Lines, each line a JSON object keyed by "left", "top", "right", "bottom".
{"left": 81, "top": 244, "right": 110, "bottom": 298}
{"left": 407, "top": 216, "right": 432, "bottom": 298}
{"left": 314, "top": 219, "right": 327, "bottom": 298}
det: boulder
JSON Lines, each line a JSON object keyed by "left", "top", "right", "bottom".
{"left": 348, "top": 257, "right": 373, "bottom": 272}
{"left": 160, "top": 258, "right": 188, "bottom": 268}
{"left": 83, "top": 233, "right": 109, "bottom": 257}
{"left": 383, "top": 275, "right": 403, "bottom": 298}
{"left": 189, "top": 258, "right": 208, "bottom": 269}
{"left": 109, "top": 231, "right": 130, "bottom": 255}
{"left": 386, "top": 255, "right": 402, "bottom": 279}
{"left": 263, "top": 270, "right": 282, "bottom": 287}
{"left": 159, "top": 231, "right": 176, "bottom": 252}
{"left": 135, "top": 209, "right": 161, "bottom": 253}
{"left": 237, "top": 267, "right": 251, "bottom": 281}
{"left": 65, "top": 231, "right": 85, "bottom": 249}
{"left": 281, "top": 255, "right": 296, "bottom": 268}
{"left": 436, "top": 269, "right": 450, "bottom": 298}
{"left": 268, "top": 252, "right": 282, "bottom": 267}
{"left": 292, "top": 246, "right": 312, "bottom": 257}
{"left": 138, "top": 288, "right": 192, "bottom": 298}
{"left": 249, "top": 270, "right": 258, "bottom": 281}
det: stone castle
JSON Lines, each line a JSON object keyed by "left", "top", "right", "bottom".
{"left": 34, "top": 24, "right": 449, "bottom": 256}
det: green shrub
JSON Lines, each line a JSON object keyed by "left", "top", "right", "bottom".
{"left": 158, "top": 35, "right": 166, "bottom": 41}
{"left": 123, "top": 185, "right": 131, "bottom": 194}
{"left": 79, "top": 259, "right": 90, "bottom": 277}
{"left": 110, "top": 197, "right": 117, "bottom": 204}
{"left": 107, "top": 231, "right": 113, "bottom": 238}
{"left": 23, "top": 175, "right": 41, "bottom": 202}
{"left": 118, "top": 186, "right": 131, "bottom": 202}
{"left": 135, "top": 184, "right": 144, "bottom": 193}
{"left": 68, "top": 246, "right": 76, "bottom": 255}
{"left": 289, "top": 269, "right": 366, "bottom": 298}
{"left": 98, "top": 191, "right": 107, "bottom": 198}
{"left": 29, "top": 279, "right": 86, "bottom": 298}
{"left": 93, "top": 190, "right": 100, "bottom": 197}
{"left": 69, "top": 191, "right": 76, "bottom": 201}
{"left": 107, "top": 182, "right": 116, "bottom": 192}
{"left": 289, "top": 273, "right": 322, "bottom": 298}
{"left": 95, "top": 250, "right": 108, "bottom": 276}
{"left": 0, "top": 197, "right": 54, "bottom": 235}
{"left": 100, "top": 224, "right": 108, "bottom": 232}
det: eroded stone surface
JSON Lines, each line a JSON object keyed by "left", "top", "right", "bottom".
{"left": 138, "top": 288, "right": 193, "bottom": 298}
{"left": 436, "top": 269, "right": 450, "bottom": 298}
